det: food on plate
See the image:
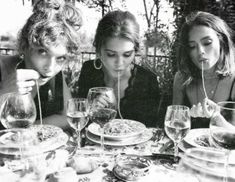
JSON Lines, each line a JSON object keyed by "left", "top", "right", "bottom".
{"left": 194, "top": 135, "right": 211, "bottom": 147}
{"left": 103, "top": 119, "right": 145, "bottom": 136}
{"left": 29, "top": 124, "right": 68, "bottom": 150}
{"left": 29, "top": 124, "right": 64, "bottom": 142}
{"left": 67, "top": 156, "right": 98, "bottom": 174}
{"left": 0, "top": 130, "right": 38, "bottom": 146}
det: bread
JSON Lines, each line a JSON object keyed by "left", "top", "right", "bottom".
{"left": 67, "top": 156, "right": 98, "bottom": 174}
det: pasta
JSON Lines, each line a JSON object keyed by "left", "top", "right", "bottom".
{"left": 103, "top": 119, "right": 145, "bottom": 136}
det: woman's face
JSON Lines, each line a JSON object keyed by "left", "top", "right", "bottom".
{"left": 99, "top": 37, "right": 135, "bottom": 78}
{"left": 25, "top": 43, "right": 68, "bottom": 81}
{"left": 188, "top": 25, "right": 221, "bottom": 71}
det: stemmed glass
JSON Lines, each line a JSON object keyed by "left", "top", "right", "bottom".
{"left": 87, "top": 87, "right": 117, "bottom": 153}
{"left": 66, "top": 98, "right": 89, "bottom": 151}
{"left": 164, "top": 105, "right": 191, "bottom": 161}
{"left": 0, "top": 92, "right": 36, "bottom": 129}
{"left": 209, "top": 101, "right": 235, "bottom": 182}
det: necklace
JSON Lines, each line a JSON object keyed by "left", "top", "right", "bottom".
{"left": 199, "top": 78, "right": 220, "bottom": 100}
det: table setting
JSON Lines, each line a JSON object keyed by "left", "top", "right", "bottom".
{"left": 1, "top": 89, "right": 235, "bottom": 182}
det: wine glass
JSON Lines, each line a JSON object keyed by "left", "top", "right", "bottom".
{"left": 177, "top": 147, "right": 235, "bottom": 182}
{"left": 210, "top": 101, "right": 235, "bottom": 150}
{"left": 87, "top": 87, "right": 117, "bottom": 153}
{"left": 209, "top": 101, "right": 235, "bottom": 182}
{"left": 164, "top": 105, "right": 191, "bottom": 161}
{"left": 66, "top": 98, "right": 89, "bottom": 151}
{"left": 0, "top": 92, "right": 37, "bottom": 129}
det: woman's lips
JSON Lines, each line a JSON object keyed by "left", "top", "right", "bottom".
{"left": 199, "top": 58, "right": 208, "bottom": 63}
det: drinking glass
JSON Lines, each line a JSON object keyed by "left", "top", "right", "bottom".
{"left": 210, "top": 101, "right": 235, "bottom": 150}
{"left": 164, "top": 105, "right": 191, "bottom": 161}
{"left": 177, "top": 147, "right": 235, "bottom": 182}
{"left": 209, "top": 101, "right": 235, "bottom": 182}
{"left": 0, "top": 92, "right": 37, "bottom": 129}
{"left": 66, "top": 98, "right": 89, "bottom": 150}
{"left": 87, "top": 87, "right": 117, "bottom": 152}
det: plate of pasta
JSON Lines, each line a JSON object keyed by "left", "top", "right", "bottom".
{"left": 87, "top": 119, "right": 146, "bottom": 140}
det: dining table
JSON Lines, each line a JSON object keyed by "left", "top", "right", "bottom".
{"left": 44, "top": 127, "right": 195, "bottom": 182}
{"left": 0, "top": 127, "right": 198, "bottom": 182}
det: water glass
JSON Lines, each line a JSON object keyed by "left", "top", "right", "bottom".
{"left": 66, "top": 98, "right": 89, "bottom": 150}
{"left": 164, "top": 105, "right": 191, "bottom": 161}
{"left": 0, "top": 92, "right": 36, "bottom": 129}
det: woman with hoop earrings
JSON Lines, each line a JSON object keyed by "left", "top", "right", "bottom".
{"left": 77, "top": 10, "right": 161, "bottom": 128}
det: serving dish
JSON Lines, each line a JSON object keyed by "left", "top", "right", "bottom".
{"left": 88, "top": 119, "right": 146, "bottom": 140}
{"left": 113, "top": 154, "right": 152, "bottom": 181}
{"left": 86, "top": 129, "right": 152, "bottom": 146}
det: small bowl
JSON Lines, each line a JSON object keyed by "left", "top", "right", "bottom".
{"left": 113, "top": 155, "right": 151, "bottom": 181}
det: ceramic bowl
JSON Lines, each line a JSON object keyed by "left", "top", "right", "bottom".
{"left": 113, "top": 155, "right": 151, "bottom": 181}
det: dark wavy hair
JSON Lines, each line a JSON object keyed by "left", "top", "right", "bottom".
{"left": 18, "top": 0, "right": 82, "bottom": 55}
{"left": 177, "top": 11, "right": 235, "bottom": 83}
{"left": 93, "top": 10, "right": 140, "bottom": 54}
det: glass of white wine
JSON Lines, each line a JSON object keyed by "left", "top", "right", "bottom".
{"left": 66, "top": 98, "right": 89, "bottom": 150}
{"left": 164, "top": 105, "right": 191, "bottom": 161}
{"left": 0, "top": 92, "right": 36, "bottom": 129}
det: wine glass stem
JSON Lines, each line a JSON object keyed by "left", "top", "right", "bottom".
{"left": 76, "top": 130, "right": 81, "bottom": 150}
{"left": 174, "top": 141, "right": 179, "bottom": 161}
{"left": 100, "top": 127, "right": 104, "bottom": 151}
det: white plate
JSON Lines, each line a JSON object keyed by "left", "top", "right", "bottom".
{"left": 88, "top": 119, "right": 146, "bottom": 140}
{"left": 0, "top": 125, "right": 68, "bottom": 156}
{"left": 183, "top": 128, "right": 211, "bottom": 148}
{"left": 86, "top": 129, "right": 153, "bottom": 146}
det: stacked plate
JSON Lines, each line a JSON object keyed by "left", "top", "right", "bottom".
{"left": 0, "top": 125, "right": 68, "bottom": 156}
{"left": 179, "top": 128, "right": 213, "bottom": 152}
{"left": 86, "top": 119, "right": 153, "bottom": 146}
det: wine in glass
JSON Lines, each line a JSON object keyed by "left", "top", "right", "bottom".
{"left": 87, "top": 87, "right": 117, "bottom": 153}
{"left": 0, "top": 92, "right": 36, "bottom": 129}
{"left": 164, "top": 105, "right": 191, "bottom": 161}
{"left": 67, "top": 98, "right": 89, "bottom": 150}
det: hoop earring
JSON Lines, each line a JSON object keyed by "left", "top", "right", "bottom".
{"left": 93, "top": 59, "right": 102, "bottom": 70}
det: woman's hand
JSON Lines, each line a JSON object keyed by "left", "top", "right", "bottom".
{"left": 190, "top": 98, "right": 219, "bottom": 118}
{"left": 92, "top": 94, "right": 113, "bottom": 108}
{"left": 16, "top": 69, "right": 40, "bottom": 94}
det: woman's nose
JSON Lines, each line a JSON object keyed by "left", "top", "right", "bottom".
{"left": 198, "top": 45, "right": 205, "bottom": 56}
{"left": 45, "top": 57, "right": 56, "bottom": 70}
{"left": 116, "top": 56, "right": 124, "bottom": 66}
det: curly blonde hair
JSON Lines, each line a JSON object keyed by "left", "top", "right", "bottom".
{"left": 18, "top": 0, "right": 82, "bottom": 55}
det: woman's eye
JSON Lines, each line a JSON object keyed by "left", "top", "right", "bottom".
{"left": 203, "top": 40, "right": 212, "bottom": 46}
{"left": 107, "top": 53, "right": 115, "bottom": 57}
{"left": 56, "top": 56, "right": 66, "bottom": 64}
{"left": 124, "top": 53, "right": 132, "bottom": 57}
{"left": 188, "top": 44, "right": 196, "bottom": 49}
{"left": 38, "top": 49, "right": 47, "bottom": 55}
